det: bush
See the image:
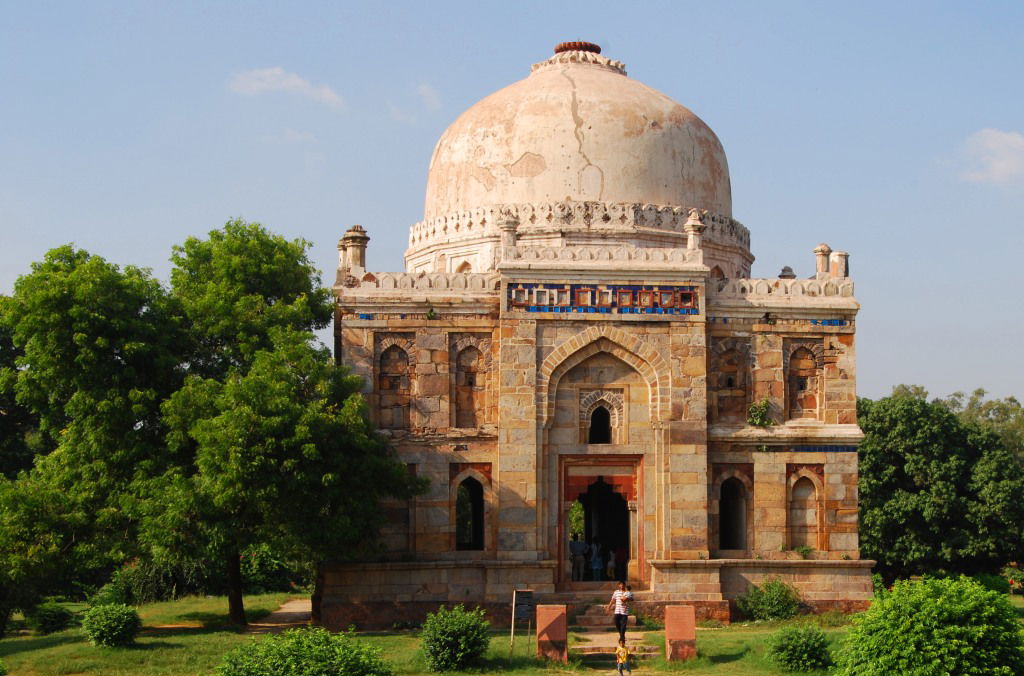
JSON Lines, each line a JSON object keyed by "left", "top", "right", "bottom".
{"left": 768, "top": 624, "right": 831, "bottom": 671}
{"left": 0, "top": 658, "right": 6, "bottom": 676}
{"left": 736, "top": 578, "right": 801, "bottom": 621}
{"left": 836, "top": 576, "right": 1024, "bottom": 675}
{"left": 814, "top": 609, "right": 852, "bottom": 628}
{"left": 870, "top": 572, "right": 887, "bottom": 597}
{"left": 81, "top": 604, "right": 141, "bottom": 647}
{"left": 26, "top": 601, "right": 75, "bottom": 634}
{"left": 240, "top": 543, "right": 309, "bottom": 593}
{"left": 1003, "top": 564, "right": 1023, "bottom": 594}
{"left": 217, "top": 627, "right": 393, "bottom": 676}
{"left": 420, "top": 604, "right": 491, "bottom": 672}
{"left": 973, "top": 572, "right": 1011, "bottom": 595}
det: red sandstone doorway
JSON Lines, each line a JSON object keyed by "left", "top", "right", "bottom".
{"left": 559, "top": 455, "right": 644, "bottom": 588}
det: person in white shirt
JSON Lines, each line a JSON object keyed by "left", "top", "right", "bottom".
{"left": 606, "top": 580, "right": 633, "bottom": 641}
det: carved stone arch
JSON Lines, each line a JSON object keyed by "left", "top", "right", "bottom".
{"left": 376, "top": 333, "right": 415, "bottom": 357}
{"left": 783, "top": 339, "right": 825, "bottom": 371}
{"left": 579, "top": 389, "right": 625, "bottom": 444}
{"left": 710, "top": 463, "right": 754, "bottom": 554}
{"left": 449, "top": 465, "right": 494, "bottom": 553}
{"left": 450, "top": 333, "right": 493, "bottom": 428}
{"left": 537, "top": 325, "right": 669, "bottom": 428}
{"left": 787, "top": 464, "right": 825, "bottom": 551}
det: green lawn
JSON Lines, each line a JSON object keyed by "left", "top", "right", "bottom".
{"left": 1, "top": 594, "right": 1022, "bottom": 675}
{"left": 0, "top": 593, "right": 290, "bottom": 676}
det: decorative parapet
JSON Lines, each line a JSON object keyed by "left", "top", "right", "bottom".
{"left": 337, "top": 271, "right": 501, "bottom": 292}
{"left": 407, "top": 201, "right": 750, "bottom": 251}
{"left": 499, "top": 245, "right": 702, "bottom": 270}
{"left": 530, "top": 48, "right": 627, "bottom": 76}
{"left": 708, "top": 278, "right": 856, "bottom": 301}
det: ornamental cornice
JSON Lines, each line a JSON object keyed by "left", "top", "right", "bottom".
{"left": 407, "top": 201, "right": 749, "bottom": 250}
{"left": 530, "top": 50, "right": 626, "bottom": 75}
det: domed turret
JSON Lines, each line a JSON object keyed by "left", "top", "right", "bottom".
{"left": 406, "top": 43, "right": 751, "bottom": 276}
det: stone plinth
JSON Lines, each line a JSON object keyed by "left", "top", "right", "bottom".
{"left": 665, "top": 605, "right": 696, "bottom": 661}
{"left": 536, "top": 604, "right": 568, "bottom": 663}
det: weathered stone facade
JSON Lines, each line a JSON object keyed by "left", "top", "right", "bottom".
{"left": 319, "top": 42, "right": 872, "bottom": 628}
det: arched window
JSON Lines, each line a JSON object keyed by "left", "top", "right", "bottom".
{"left": 787, "top": 347, "right": 819, "bottom": 420}
{"left": 455, "top": 260, "right": 472, "bottom": 273}
{"left": 789, "top": 477, "right": 818, "bottom": 549}
{"left": 719, "top": 478, "right": 747, "bottom": 550}
{"left": 455, "top": 477, "right": 484, "bottom": 550}
{"left": 378, "top": 345, "right": 410, "bottom": 429}
{"left": 710, "top": 265, "right": 725, "bottom": 279}
{"left": 588, "top": 406, "right": 612, "bottom": 444}
{"left": 455, "top": 346, "right": 484, "bottom": 428}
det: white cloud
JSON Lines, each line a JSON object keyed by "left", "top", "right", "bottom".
{"left": 417, "top": 83, "right": 441, "bottom": 111}
{"left": 282, "top": 128, "right": 316, "bottom": 143}
{"left": 388, "top": 103, "right": 416, "bottom": 124}
{"left": 228, "top": 67, "right": 345, "bottom": 111}
{"left": 960, "top": 128, "right": 1024, "bottom": 185}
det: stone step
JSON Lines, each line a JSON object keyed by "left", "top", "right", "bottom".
{"left": 574, "top": 644, "right": 659, "bottom": 656}
{"left": 576, "top": 614, "right": 637, "bottom": 627}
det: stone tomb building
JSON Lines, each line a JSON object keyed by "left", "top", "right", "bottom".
{"left": 319, "top": 42, "right": 873, "bottom": 628}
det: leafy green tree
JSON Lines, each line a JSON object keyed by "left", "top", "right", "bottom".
{"left": 168, "top": 219, "right": 332, "bottom": 380}
{"left": 941, "top": 388, "right": 1024, "bottom": 458}
{"left": 150, "top": 221, "right": 422, "bottom": 625}
{"left": 153, "top": 331, "right": 422, "bottom": 624}
{"left": 0, "top": 297, "right": 43, "bottom": 478}
{"left": 0, "top": 247, "right": 183, "bottom": 623}
{"left": 859, "top": 393, "right": 1024, "bottom": 579}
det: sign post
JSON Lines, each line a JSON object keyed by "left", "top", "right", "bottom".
{"left": 509, "top": 589, "right": 534, "bottom": 660}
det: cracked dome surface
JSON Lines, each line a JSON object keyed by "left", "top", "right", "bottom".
{"left": 422, "top": 47, "right": 732, "bottom": 221}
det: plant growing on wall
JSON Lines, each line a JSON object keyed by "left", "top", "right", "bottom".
{"left": 747, "top": 397, "right": 775, "bottom": 427}
{"left": 567, "top": 501, "right": 584, "bottom": 538}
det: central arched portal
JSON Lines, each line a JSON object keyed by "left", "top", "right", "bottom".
{"left": 561, "top": 458, "right": 643, "bottom": 587}
{"left": 579, "top": 477, "right": 629, "bottom": 580}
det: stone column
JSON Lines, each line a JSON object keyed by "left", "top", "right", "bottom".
{"left": 829, "top": 251, "right": 849, "bottom": 278}
{"left": 813, "top": 243, "right": 831, "bottom": 280}
{"left": 340, "top": 225, "right": 370, "bottom": 273}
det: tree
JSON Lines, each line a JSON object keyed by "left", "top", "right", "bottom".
{"left": 153, "top": 220, "right": 421, "bottom": 625}
{"left": 858, "top": 392, "right": 1024, "bottom": 579}
{"left": 0, "top": 297, "right": 43, "bottom": 478}
{"left": 940, "top": 388, "right": 1024, "bottom": 459}
{"left": 0, "top": 247, "right": 183, "bottom": 612}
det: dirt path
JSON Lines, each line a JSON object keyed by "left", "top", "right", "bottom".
{"left": 244, "top": 597, "right": 312, "bottom": 634}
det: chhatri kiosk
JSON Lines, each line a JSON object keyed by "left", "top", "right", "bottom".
{"left": 319, "top": 41, "right": 872, "bottom": 627}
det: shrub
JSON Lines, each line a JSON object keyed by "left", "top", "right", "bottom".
{"left": 217, "top": 627, "right": 393, "bottom": 676}
{"left": 768, "top": 624, "right": 831, "bottom": 671}
{"left": 835, "top": 576, "right": 1024, "bottom": 675}
{"left": 0, "top": 658, "right": 6, "bottom": 676}
{"left": 1002, "top": 564, "right": 1023, "bottom": 593}
{"left": 736, "top": 578, "right": 801, "bottom": 621}
{"left": 870, "top": 572, "right": 887, "bottom": 597}
{"left": 973, "top": 572, "right": 1011, "bottom": 595}
{"left": 419, "top": 604, "right": 491, "bottom": 672}
{"left": 81, "top": 604, "right": 141, "bottom": 647}
{"left": 240, "top": 543, "right": 309, "bottom": 593}
{"left": 26, "top": 601, "right": 75, "bottom": 634}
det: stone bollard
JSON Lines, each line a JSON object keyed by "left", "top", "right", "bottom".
{"left": 665, "top": 605, "right": 697, "bottom": 661}
{"left": 536, "top": 604, "right": 568, "bottom": 663}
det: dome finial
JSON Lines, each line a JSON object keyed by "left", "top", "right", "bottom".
{"left": 554, "top": 41, "right": 601, "bottom": 55}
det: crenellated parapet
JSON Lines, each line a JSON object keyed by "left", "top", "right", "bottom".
{"left": 710, "top": 277, "right": 855, "bottom": 300}
{"left": 499, "top": 244, "right": 702, "bottom": 270}
{"left": 407, "top": 201, "right": 749, "bottom": 252}
{"left": 339, "top": 271, "right": 501, "bottom": 292}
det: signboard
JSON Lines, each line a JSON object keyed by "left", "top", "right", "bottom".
{"left": 512, "top": 589, "right": 534, "bottom": 621}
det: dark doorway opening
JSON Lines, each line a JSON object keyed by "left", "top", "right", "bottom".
{"left": 576, "top": 476, "right": 629, "bottom": 580}
{"left": 456, "top": 477, "right": 484, "bottom": 550}
{"left": 588, "top": 406, "right": 612, "bottom": 444}
{"left": 719, "top": 477, "right": 747, "bottom": 550}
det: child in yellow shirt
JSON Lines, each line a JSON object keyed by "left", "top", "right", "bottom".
{"left": 615, "top": 638, "right": 632, "bottom": 675}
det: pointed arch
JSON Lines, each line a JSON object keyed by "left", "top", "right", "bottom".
{"left": 787, "top": 468, "right": 825, "bottom": 550}
{"left": 538, "top": 326, "right": 669, "bottom": 428}
{"left": 449, "top": 466, "right": 493, "bottom": 553}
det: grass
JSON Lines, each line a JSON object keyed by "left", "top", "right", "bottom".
{"left": 0, "top": 593, "right": 290, "bottom": 676}
{"left": 3, "top": 593, "right": 1022, "bottom": 675}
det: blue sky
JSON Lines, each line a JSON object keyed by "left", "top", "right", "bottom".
{"left": 1, "top": 1, "right": 1021, "bottom": 399}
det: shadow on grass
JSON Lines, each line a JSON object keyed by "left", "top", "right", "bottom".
{"left": 0, "top": 632, "right": 82, "bottom": 658}
{"left": 708, "top": 646, "right": 750, "bottom": 664}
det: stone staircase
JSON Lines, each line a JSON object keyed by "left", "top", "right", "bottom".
{"left": 571, "top": 604, "right": 659, "bottom": 664}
